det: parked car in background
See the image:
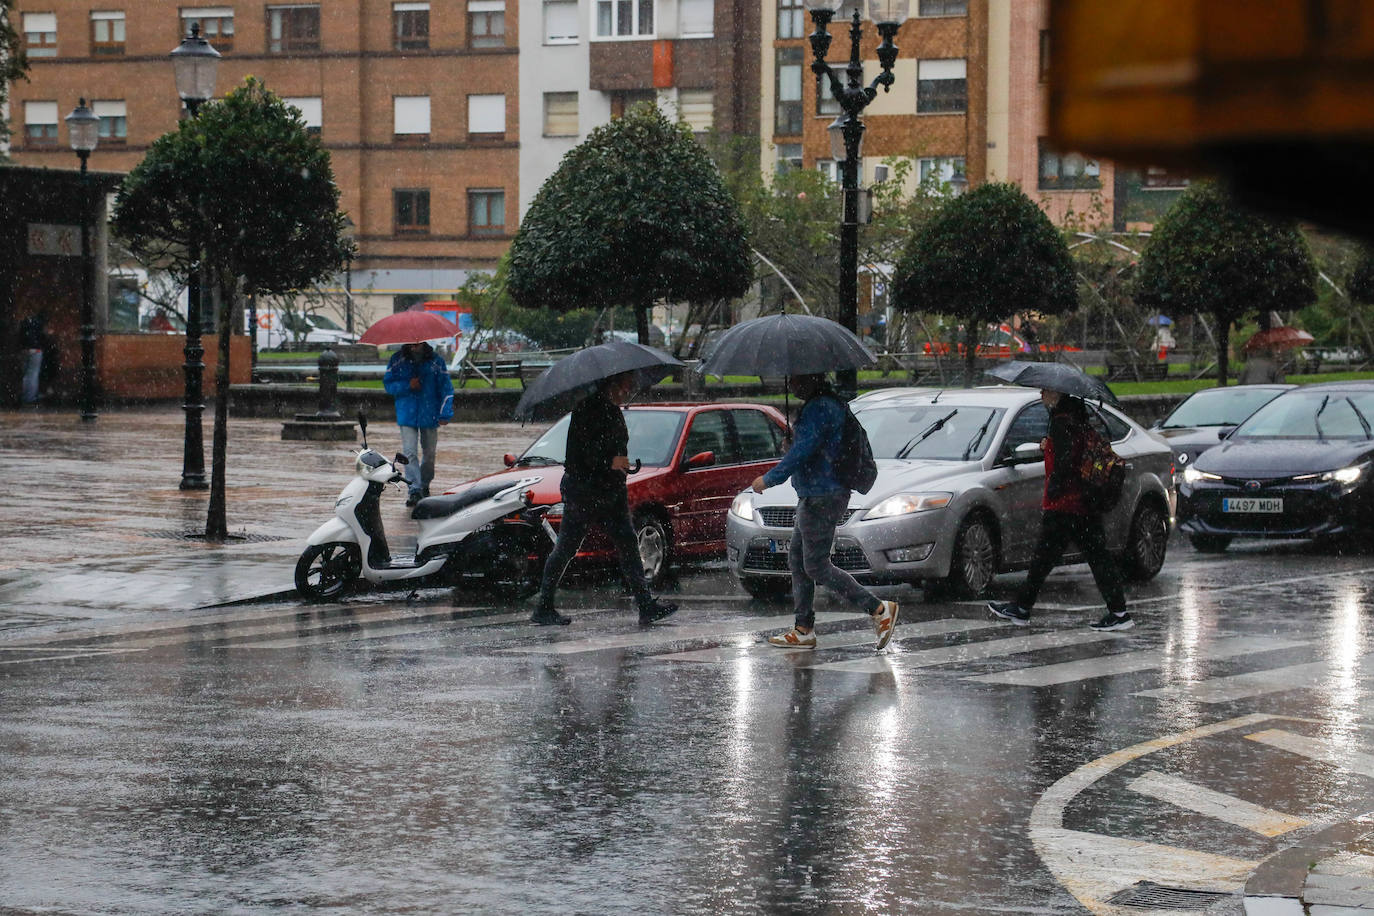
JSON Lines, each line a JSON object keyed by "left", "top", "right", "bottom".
{"left": 1177, "top": 381, "right": 1374, "bottom": 552}
{"left": 247, "top": 309, "right": 357, "bottom": 351}
{"left": 725, "top": 387, "right": 1175, "bottom": 599}
{"left": 1151, "top": 384, "right": 1295, "bottom": 468}
{"left": 441, "top": 403, "right": 790, "bottom": 584}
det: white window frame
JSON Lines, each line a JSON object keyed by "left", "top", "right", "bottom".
{"left": 816, "top": 159, "right": 840, "bottom": 182}
{"left": 918, "top": 156, "right": 967, "bottom": 193}
{"left": 467, "top": 0, "right": 505, "bottom": 47}
{"left": 393, "top": 96, "right": 431, "bottom": 136}
{"left": 24, "top": 12, "right": 58, "bottom": 56}
{"left": 594, "top": 0, "right": 655, "bottom": 40}
{"left": 678, "top": 0, "right": 713, "bottom": 38}
{"left": 90, "top": 10, "right": 125, "bottom": 48}
{"left": 24, "top": 100, "right": 59, "bottom": 139}
{"left": 92, "top": 100, "right": 127, "bottom": 140}
{"left": 283, "top": 96, "right": 323, "bottom": 131}
{"left": 467, "top": 94, "right": 506, "bottom": 135}
{"left": 916, "top": 58, "right": 967, "bottom": 114}
{"left": 468, "top": 188, "right": 506, "bottom": 236}
{"left": 181, "top": 7, "right": 235, "bottom": 48}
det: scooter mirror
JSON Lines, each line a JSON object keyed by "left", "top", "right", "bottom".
{"left": 358, "top": 412, "right": 369, "bottom": 448}
{"left": 394, "top": 452, "right": 410, "bottom": 465}
{"left": 503, "top": 454, "right": 517, "bottom": 468}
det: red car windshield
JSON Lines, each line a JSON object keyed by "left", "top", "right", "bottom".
{"left": 519, "top": 410, "right": 687, "bottom": 467}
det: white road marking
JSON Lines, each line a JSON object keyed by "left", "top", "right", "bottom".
{"left": 1246, "top": 728, "right": 1374, "bottom": 779}
{"left": 965, "top": 635, "right": 1305, "bottom": 687}
{"left": 651, "top": 617, "right": 998, "bottom": 663}
{"left": 1126, "top": 770, "right": 1309, "bottom": 837}
{"left": 1134, "top": 656, "right": 1374, "bottom": 704}
{"left": 499, "top": 611, "right": 866, "bottom": 655}
{"left": 809, "top": 629, "right": 1125, "bottom": 674}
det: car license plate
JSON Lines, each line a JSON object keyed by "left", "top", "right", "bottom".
{"left": 1222, "top": 497, "right": 1283, "bottom": 513}
{"left": 769, "top": 539, "right": 790, "bottom": 554}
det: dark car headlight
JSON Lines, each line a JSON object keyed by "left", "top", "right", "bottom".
{"left": 1181, "top": 467, "right": 1221, "bottom": 485}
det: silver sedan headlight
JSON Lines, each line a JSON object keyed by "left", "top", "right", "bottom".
{"left": 862, "top": 492, "right": 952, "bottom": 521}
{"left": 730, "top": 491, "right": 755, "bottom": 521}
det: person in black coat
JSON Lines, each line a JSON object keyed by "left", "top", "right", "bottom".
{"left": 531, "top": 370, "right": 678, "bottom": 626}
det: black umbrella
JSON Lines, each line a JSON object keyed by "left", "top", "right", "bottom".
{"left": 514, "top": 340, "right": 684, "bottom": 421}
{"left": 984, "top": 360, "right": 1120, "bottom": 404}
{"left": 696, "top": 313, "right": 877, "bottom": 379}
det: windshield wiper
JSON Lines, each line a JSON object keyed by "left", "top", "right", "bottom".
{"left": 516, "top": 454, "right": 562, "bottom": 466}
{"left": 898, "top": 410, "right": 958, "bottom": 459}
{"left": 1347, "top": 397, "right": 1373, "bottom": 439}
{"left": 1314, "top": 395, "right": 1330, "bottom": 441}
{"left": 961, "top": 413, "right": 996, "bottom": 461}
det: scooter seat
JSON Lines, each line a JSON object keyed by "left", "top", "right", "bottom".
{"left": 411, "top": 480, "right": 511, "bottom": 520}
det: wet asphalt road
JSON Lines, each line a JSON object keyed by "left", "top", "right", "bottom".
{"left": 3, "top": 410, "right": 1374, "bottom": 914}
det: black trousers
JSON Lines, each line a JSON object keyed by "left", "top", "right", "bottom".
{"left": 1016, "top": 510, "right": 1127, "bottom": 615}
{"left": 537, "top": 487, "right": 653, "bottom": 613}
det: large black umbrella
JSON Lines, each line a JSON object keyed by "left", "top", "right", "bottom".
{"left": 985, "top": 360, "right": 1119, "bottom": 404}
{"left": 514, "top": 340, "right": 683, "bottom": 421}
{"left": 696, "top": 313, "right": 877, "bottom": 379}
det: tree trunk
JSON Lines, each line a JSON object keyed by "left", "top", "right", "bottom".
{"left": 1216, "top": 317, "right": 1231, "bottom": 387}
{"left": 206, "top": 270, "right": 234, "bottom": 541}
{"left": 636, "top": 297, "right": 651, "bottom": 345}
{"left": 963, "top": 322, "right": 977, "bottom": 388}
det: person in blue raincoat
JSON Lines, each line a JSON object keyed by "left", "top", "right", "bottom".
{"left": 383, "top": 341, "right": 455, "bottom": 506}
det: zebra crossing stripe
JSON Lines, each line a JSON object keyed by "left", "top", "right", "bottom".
{"left": 965, "top": 635, "right": 1306, "bottom": 687}
{"left": 1246, "top": 728, "right": 1374, "bottom": 779}
{"left": 1126, "top": 770, "right": 1309, "bottom": 837}
{"left": 499, "top": 611, "right": 867, "bottom": 656}
{"left": 808, "top": 628, "right": 1125, "bottom": 674}
{"left": 1133, "top": 656, "right": 1364, "bottom": 704}
{"left": 653, "top": 617, "right": 998, "bottom": 664}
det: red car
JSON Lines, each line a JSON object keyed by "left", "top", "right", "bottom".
{"left": 442, "top": 403, "right": 790, "bottom": 584}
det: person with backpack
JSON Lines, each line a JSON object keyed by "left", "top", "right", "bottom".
{"left": 987, "top": 388, "right": 1133, "bottom": 631}
{"left": 750, "top": 373, "right": 897, "bottom": 650}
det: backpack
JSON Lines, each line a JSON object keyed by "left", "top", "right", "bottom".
{"left": 822, "top": 395, "right": 878, "bottom": 494}
{"left": 1077, "top": 422, "right": 1126, "bottom": 512}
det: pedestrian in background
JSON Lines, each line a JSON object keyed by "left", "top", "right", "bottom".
{"left": 988, "top": 389, "right": 1133, "bottom": 631}
{"left": 19, "top": 312, "right": 50, "bottom": 407}
{"left": 1238, "top": 347, "right": 1286, "bottom": 385}
{"left": 532, "top": 370, "right": 678, "bottom": 627}
{"left": 383, "top": 341, "right": 455, "bottom": 507}
{"left": 752, "top": 373, "right": 898, "bottom": 650}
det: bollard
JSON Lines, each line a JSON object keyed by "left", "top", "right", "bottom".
{"left": 316, "top": 346, "right": 341, "bottom": 418}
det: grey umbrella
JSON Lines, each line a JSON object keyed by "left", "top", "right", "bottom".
{"left": 696, "top": 313, "right": 877, "bottom": 379}
{"left": 985, "top": 359, "right": 1119, "bottom": 404}
{"left": 514, "top": 340, "right": 684, "bottom": 421}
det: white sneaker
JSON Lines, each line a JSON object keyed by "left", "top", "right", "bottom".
{"left": 872, "top": 600, "right": 899, "bottom": 650}
{"left": 767, "top": 627, "right": 817, "bottom": 649}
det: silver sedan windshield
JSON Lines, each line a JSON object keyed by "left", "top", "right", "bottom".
{"left": 860, "top": 405, "right": 1004, "bottom": 461}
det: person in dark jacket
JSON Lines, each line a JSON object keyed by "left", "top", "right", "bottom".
{"left": 531, "top": 370, "right": 678, "bottom": 626}
{"left": 751, "top": 373, "right": 899, "bottom": 650}
{"left": 382, "top": 342, "right": 455, "bottom": 506}
{"left": 19, "top": 312, "right": 50, "bottom": 406}
{"left": 987, "top": 389, "right": 1132, "bottom": 631}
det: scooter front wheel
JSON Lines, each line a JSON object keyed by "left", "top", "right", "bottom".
{"left": 295, "top": 542, "right": 362, "bottom": 600}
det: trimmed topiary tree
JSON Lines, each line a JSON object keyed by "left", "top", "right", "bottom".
{"left": 891, "top": 182, "right": 1077, "bottom": 385}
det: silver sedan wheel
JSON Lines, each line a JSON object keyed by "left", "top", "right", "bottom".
{"left": 950, "top": 517, "right": 998, "bottom": 598}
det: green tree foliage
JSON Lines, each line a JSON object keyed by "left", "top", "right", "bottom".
{"left": 891, "top": 182, "right": 1077, "bottom": 384}
{"left": 1350, "top": 247, "right": 1374, "bottom": 304}
{"left": 1, "top": 0, "right": 31, "bottom": 151}
{"left": 1132, "top": 180, "right": 1316, "bottom": 385}
{"left": 113, "top": 77, "right": 352, "bottom": 539}
{"left": 507, "top": 102, "right": 751, "bottom": 344}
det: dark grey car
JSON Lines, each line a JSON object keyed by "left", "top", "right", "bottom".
{"left": 1150, "top": 384, "right": 1294, "bottom": 469}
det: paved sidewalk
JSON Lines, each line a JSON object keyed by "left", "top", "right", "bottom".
{"left": 1244, "top": 815, "right": 1374, "bottom": 915}
{"left": 0, "top": 406, "right": 530, "bottom": 641}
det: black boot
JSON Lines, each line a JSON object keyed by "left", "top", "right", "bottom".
{"left": 531, "top": 606, "right": 571, "bottom": 626}
{"left": 638, "top": 600, "right": 677, "bottom": 626}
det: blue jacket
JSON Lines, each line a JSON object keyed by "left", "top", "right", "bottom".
{"left": 762, "top": 392, "right": 845, "bottom": 497}
{"left": 383, "top": 350, "right": 455, "bottom": 428}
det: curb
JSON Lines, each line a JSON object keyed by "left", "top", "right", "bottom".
{"left": 1243, "top": 813, "right": 1374, "bottom": 914}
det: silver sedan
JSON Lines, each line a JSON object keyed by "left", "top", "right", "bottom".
{"left": 725, "top": 386, "right": 1175, "bottom": 599}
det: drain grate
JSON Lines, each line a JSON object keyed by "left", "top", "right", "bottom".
{"left": 1106, "top": 881, "right": 1230, "bottom": 909}
{"left": 142, "top": 530, "right": 290, "bottom": 544}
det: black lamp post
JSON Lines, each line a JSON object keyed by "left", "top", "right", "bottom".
{"left": 66, "top": 99, "right": 101, "bottom": 422}
{"left": 805, "top": 0, "right": 908, "bottom": 398}
{"left": 170, "top": 24, "right": 221, "bottom": 490}
{"left": 341, "top": 215, "right": 356, "bottom": 335}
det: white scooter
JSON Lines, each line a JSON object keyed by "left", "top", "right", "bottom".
{"left": 295, "top": 415, "right": 555, "bottom": 601}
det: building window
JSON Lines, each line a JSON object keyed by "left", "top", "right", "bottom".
{"left": 919, "top": 156, "right": 967, "bottom": 193}
{"left": 90, "top": 11, "right": 125, "bottom": 55}
{"left": 468, "top": 1, "right": 505, "bottom": 47}
{"left": 23, "top": 13, "right": 58, "bottom": 57}
{"left": 678, "top": 0, "right": 712, "bottom": 37}
{"left": 467, "top": 94, "right": 506, "bottom": 137}
{"left": 1038, "top": 29, "right": 1050, "bottom": 83}
{"left": 267, "top": 5, "right": 320, "bottom": 53}
{"left": 873, "top": 163, "right": 890, "bottom": 183}
{"left": 917, "top": 58, "right": 967, "bottom": 113}
{"left": 778, "top": 0, "right": 804, "bottom": 39}
{"left": 283, "top": 96, "right": 323, "bottom": 134}
{"left": 181, "top": 8, "right": 235, "bottom": 53}
{"left": 595, "top": 0, "right": 653, "bottom": 38}
{"left": 677, "top": 89, "right": 713, "bottom": 133}
{"left": 918, "top": 0, "right": 966, "bottom": 15}
{"left": 816, "top": 61, "right": 844, "bottom": 115}
{"left": 394, "top": 189, "right": 431, "bottom": 233}
{"left": 394, "top": 96, "right": 431, "bottom": 142}
{"left": 469, "top": 189, "right": 506, "bottom": 236}
{"left": 610, "top": 90, "right": 656, "bottom": 118}
{"left": 544, "top": 92, "right": 579, "bottom": 137}
{"left": 24, "top": 101, "right": 58, "bottom": 145}
{"left": 816, "top": 159, "right": 839, "bottom": 182}
{"left": 1038, "top": 138, "right": 1100, "bottom": 190}
{"left": 544, "top": 0, "right": 578, "bottom": 42}
{"left": 776, "top": 47, "right": 803, "bottom": 135}
{"left": 394, "top": 2, "right": 429, "bottom": 50}
{"left": 1141, "top": 166, "right": 1189, "bottom": 189}
{"left": 776, "top": 143, "right": 802, "bottom": 173}
{"left": 93, "top": 100, "right": 127, "bottom": 143}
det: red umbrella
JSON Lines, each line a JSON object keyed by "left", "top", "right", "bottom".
{"left": 1244, "top": 326, "right": 1315, "bottom": 352}
{"left": 358, "top": 309, "right": 461, "bottom": 347}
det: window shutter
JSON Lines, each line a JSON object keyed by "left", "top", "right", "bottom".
{"left": 544, "top": 0, "right": 578, "bottom": 41}
{"left": 468, "top": 94, "right": 505, "bottom": 133}
{"left": 24, "top": 12, "right": 57, "bottom": 32}
{"left": 25, "top": 101, "right": 58, "bottom": 124}
{"left": 284, "top": 97, "right": 323, "bottom": 128}
{"left": 918, "top": 58, "right": 966, "bottom": 80}
{"left": 394, "top": 96, "right": 431, "bottom": 134}
{"left": 544, "top": 92, "right": 579, "bottom": 136}
{"left": 678, "top": 0, "right": 713, "bottom": 36}
{"left": 678, "top": 90, "right": 713, "bottom": 131}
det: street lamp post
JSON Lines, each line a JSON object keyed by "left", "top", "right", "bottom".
{"left": 341, "top": 215, "right": 356, "bottom": 335}
{"left": 66, "top": 99, "right": 101, "bottom": 422}
{"left": 170, "top": 24, "right": 221, "bottom": 490}
{"left": 805, "top": 0, "right": 908, "bottom": 398}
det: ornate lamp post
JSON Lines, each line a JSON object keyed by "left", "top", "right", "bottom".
{"left": 805, "top": 0, "right": 908, "bottom": 397}
{"left": 66, "top": 99, "right": 101, "bottom": 422}
{"left": 170, "top": 24, "right": 221, "bottom": 490}
{"left": 341, "top": 214, "right": 357, "bottom": 335}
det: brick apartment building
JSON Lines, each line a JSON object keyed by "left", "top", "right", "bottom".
{"left": 7, "top": 0, "right": 520, "bottom": 329}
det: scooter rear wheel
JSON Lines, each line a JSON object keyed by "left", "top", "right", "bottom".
{"left": 482, "top": 527, "right": 548, "bottom": 600}
{"left": 295, "top": 542, "right": 362, "bottom": 600}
